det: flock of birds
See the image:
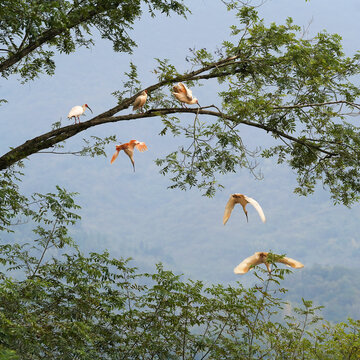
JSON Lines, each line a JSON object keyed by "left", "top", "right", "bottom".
{"left": 67, "top": 82, "right": 304, "bottom": 276}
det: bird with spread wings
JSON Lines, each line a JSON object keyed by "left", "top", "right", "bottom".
{"left": 172, "top": 82, "right": 200, "bottom": 107}
{"left": 234, "top": 252, "right": 304, "bottom": 274}
{"left": 223, "top": 193, "right": 266, "bottom": 225}
{"left": 110, "top": 140, "right": 148, "bottom": 172}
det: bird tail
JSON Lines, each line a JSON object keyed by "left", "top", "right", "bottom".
{"left": 110, "top": 150, "right": 120, "bottom": 164}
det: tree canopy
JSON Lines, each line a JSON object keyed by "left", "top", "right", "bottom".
{"left": 0, "top": 0, "right": 188, "bottom": 81}
{"left": 1, "top": 1, "right": 360, "bottom": 205}
{"left": 1, "top": 0, "right": 360, "bottom": 358}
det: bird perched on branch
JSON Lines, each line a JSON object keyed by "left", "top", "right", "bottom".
{"left": 172, "top": 82, "right": 200, "bottom": 107}
{"left": 223, "top": 193, "right": 266, "bottom": 225}
{"left": 133, "top": 90, "right": 148, "bottom": 112}
{"left": 110, "top": 140, "right": 148, "bottom": 172}
{"left": 67, "top": 104, "right": 93, "bottom": 124}
{"left": 234, "top": 252, "right": 304, "bottom": 274}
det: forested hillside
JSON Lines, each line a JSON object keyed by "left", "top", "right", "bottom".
{"left": 1, "top": 0, "right": 360, "bottom": 357}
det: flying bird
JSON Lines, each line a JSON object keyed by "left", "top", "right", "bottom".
{"left": 133, "top": 90, "right": 148, "bottom": 112}
{"left": 223, "top": 193, "right": 266, "bottom": 225}
{"left": 67, "top": 104, "right": 93, "bottom": 124}
{"left": 234, "top": 252, "right": 304, "bottom": 274}
{"left": 110, "top": 140, "right": 148, "bottom": 172}
{"left": 172, "top": 82, "right": 200, "bottom": 107}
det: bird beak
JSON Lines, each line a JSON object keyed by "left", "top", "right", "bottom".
{"left": 197, "top": 102, "right": 201, "bottom": 108}
{"left": 86, "top": 105, "right": 93, "bottom": 113}
{"left": 245, "top": 212, "right": 248, "bottom": 222}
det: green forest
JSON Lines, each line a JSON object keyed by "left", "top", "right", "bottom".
{"left": 1, "top": 0, "right": 360, "bottom": 358}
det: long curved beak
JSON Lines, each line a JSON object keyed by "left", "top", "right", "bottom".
{"left": 86, "top": 105, "right": 93, "bottom": 113}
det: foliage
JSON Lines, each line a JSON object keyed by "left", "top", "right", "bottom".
{"left": 0, "top": 234, "right": 359, "bottom": 358}
{"left": 0, "top": 1, "right": 359, "bottom": 358}
{"left": 1, "top": 1, "right": 360, "bottom": 205}
{"left": 150, "top": 7, "right": 360, "bottom": 204}
{"left": 0, "top": 170, "right": 80, "bottom": 280}
{"left": 0, "top": 172, "right": 359, "bottom": 358}
{"left": 310, "top": 319, "right": 360, "bottom": 359}
{"left": 0, "top": 0, "right": 188, "bottom": 82}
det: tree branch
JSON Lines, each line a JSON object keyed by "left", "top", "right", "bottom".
{"left": 273, "top": 100, "right": 360, "bottom": 111}
{"left": 0, "top": 102, "right": 340, "bottom": 171}
{"left": 0, "top": 3, "right": 121, "bottom": 74}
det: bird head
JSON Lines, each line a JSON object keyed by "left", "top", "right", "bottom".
{"left": 85, "top": 104, "right": 93, "bottom": 113}
{"left": 258, "top": 252, "right": 268, "bottom": 261}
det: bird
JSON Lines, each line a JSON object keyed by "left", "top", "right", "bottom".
{"left": 133, "top": 90, "right": 148, "bottom": 112}
{"left": 172, "top": 82, "right": 200, "bottom": 107}
{"left": 110, "top": 140, "right": 148, "bottom": 172}
{"left": 223, "top": 193, "right": 266, "bottom": 225}
{"left": 67, "top": 104, "right": 93, "bottom": 124}
{"left": 234, "top": 252, "right": 304, "bottom": 274}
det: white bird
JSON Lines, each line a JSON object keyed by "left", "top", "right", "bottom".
{"left": 234, "top": 252, "right": 304, "bottom": 274}
{"left": 67, "top": 104, "right": 93, "bottom": 124}
{"left": 133, "top": 90, "right": 148, "bottom": 112}
{"left": 172, "top": 82, "right": 200, "bottom": 107}
{"left": 223, "top": 193, "right": 266, "bottom": 225}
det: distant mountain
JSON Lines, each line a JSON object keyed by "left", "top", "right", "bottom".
{"left": 281, "top": 266, "right": 360, "bottom": 323}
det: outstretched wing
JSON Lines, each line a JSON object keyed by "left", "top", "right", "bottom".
{"left": 177, "top": 82, "right": 193, "bottom": 100}
{"left": 135, "top": 142, "right": 148, "bottom": 152}
{"left": 110, "top": 150, "right": 120, "bottom": 164}
{"left": 278, "top": 256, "right": 304, "bottom": 269}
{"left": 244, "top": 196, "right": 266, "bottom": 223}
{"left": 173, "top": 83, "right": 180, "bottom": 91}
{"left": 223, "top": 196, "right": 236, "bottom": 225}
{"left": 234, "top": 253, "right": 263, "bottom": 274}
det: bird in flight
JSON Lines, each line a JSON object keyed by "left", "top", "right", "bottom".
{"left": 133, "top": 90, "right": 148, "bottom": 113}
{"left": 172, "top": 82, "right": 200, "bottom": 107}
{"left": 223, "top": 193, "right": 266, "bottom": 225}
{"left": 67, "top": 104, "right": 93, "bottom": 124}
{"left": 234, "top": 252, "right": 304, "bottom": 274}
{"left": 110, "top": 140, "right": 148, "bottom": 172}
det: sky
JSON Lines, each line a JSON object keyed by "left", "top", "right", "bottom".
{"left": 1, "top": 0, "right": 360, "bottom": 290}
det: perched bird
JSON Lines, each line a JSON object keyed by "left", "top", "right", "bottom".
{"left": 133, "top": 90, "right": 148, "bottom": 112}
{"left": 172, "top": 82, "right": 200, "bottom": 107}
{"left": 67, "top": 104, "right": 93, "bottom": 124}
{"left": 223, "top": 193, "right": 266, "bottom": 225}
{"left": 234, "top": 252, "right": 304, "bottom": 274}
{"left": 110, "top": 140, "right": 148, "bottom": 172}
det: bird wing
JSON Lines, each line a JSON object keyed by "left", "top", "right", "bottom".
{"left": 177, "top": 82, "right": 193, "bottom": 100}
{"left": 110, "top": 150, "right": 120, "bottom": 164}
{"left": 135, "top": 142, "right": 148, "bottom": 152}
{"left": 244, "top": 196, "right": 266, "bottom": 223}
{"left": 234, "top": 253, "right": 263, "bottom": 274}
{"left": 223, "top": 196, "right": 236, "bottom": 225}
{"left": 67, "top": 105, "right": 82, "bottom": 118}
{"left": 173, "top": 83, "right": 183, "bottom": 93}
{"left": 183, "top": 83, "right": 193, "bottom": 100}
{"left": 132, "top": 96, "right": 142, "bottom": 110}
{"left": 133, "top": 93, "right": 147, "bottom": 110}
{"left": 277, "top": 257, "right": 304, "bottom": 269}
